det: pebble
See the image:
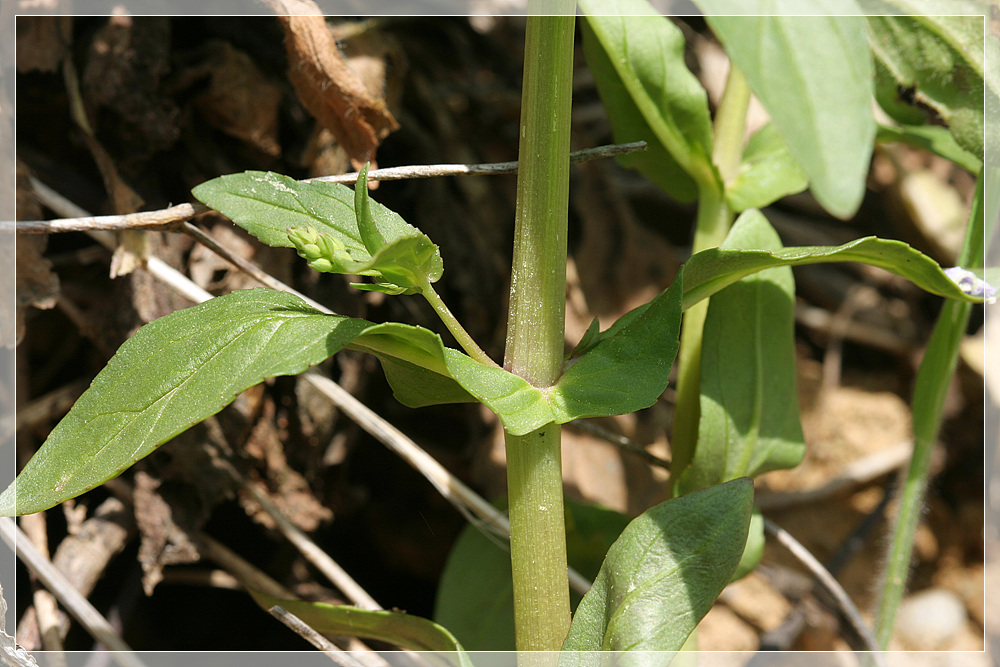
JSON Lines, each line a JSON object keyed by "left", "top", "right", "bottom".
{"left": 895, "top": 587, "right": 967, "bottom": 650}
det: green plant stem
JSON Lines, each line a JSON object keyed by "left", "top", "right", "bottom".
{"left": 669, "top": 67, "right": 748, "bottom": 493}
{"left": 669, "top": 189, "right": 730, "bottom": 489}
{"left": 505, "top": 426, "right": 572, "bottom": 652}
{"left": 874, "top": 167, "right": 989, "bottom": 647}
{"left": 419, "top": 281, "right": 500, "bottom": 368}
{"left": 711, "top": 66, "right": 751, "bottom": 187}
{"left": 503, "top": 7, "right": 575, "bottom": 653}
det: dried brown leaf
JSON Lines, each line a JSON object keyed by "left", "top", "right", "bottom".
{"left": 178, "top": 40, "right": 284, "bottom": 157}
{"left": 133, "top": 471, "right": 201, "bottom": 596}
{"left": 274, "top": 9, "right": 399, "bottom": 166}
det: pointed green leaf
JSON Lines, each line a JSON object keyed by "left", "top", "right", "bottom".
{"left": 0, "top": 284, "right": 577, "bottom": 517}
{"left": 250, "top": 590, "right": 472, "bottom": 667}
{"left": 375, "top": 355, "right": 477, "bottom": 407}
{"left": 580, "top": 0, "right": 717, "bottom": 199}
{"left": 354, "top": 164, "right": 387, "bottom": 255}
{"left": 561, "top": 478, "right": 753, "bottom": 657}
{"left": 569, "top": 317, "right": 602, "bottom": 360}
{"left": 0, "top": 289, "right": 371, "bottom": 516}
{"left": 725, "top": 123, "right": 809, "bottom": 212}
{"left": 682, "top": 210, "right": 986, "bottom": 310}
{"left": 192, "top": 171, "right": 443, "bottom": 290}
{"left": 696, "top": 3, "right": 876, "bottom": 218}
{"left": 864, "top": 4, "right": 987, "bottom": 161}
{"left": 352, "top": 323, "right": 558, "bottom": 436}
{"left": 550, "top": 273, "right": 682, "bottom": 422}
{"left": 731, "top": 508, "right": 766, "bottom": 582}
{"left": 677, "top": 212, "right": 805, "bottom": 495}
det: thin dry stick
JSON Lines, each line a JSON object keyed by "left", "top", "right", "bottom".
{"left": 194, "top": 533, "right": 384, "bottom": 662}
{"left": 7, "top": 202, "right": 204, "bottom": 234}
{"left": 180, "top": 222, "right": 334, "bottom": 313}
{"left": 29, "top": 179, "right": 594, "bottom": 597}
{"left": 568, "top": 419, "right": 671, "bottom": 469}
{"left": 17, "top": 512, "right": 66, "bottom": 657}
{"left": 763, "top": 517, "right": 886, "bottom": 665}
{"left": 268, "top": 605, "right": 364, "bottom": 667}
{"left": 221, "top": 459, "right": 381, "bottom": 610}
{"left": 0, "top": 517, "right": 147, "bottom": 667}
{"left": 307, "top": 140, "right": 648, "bottom": 183}
{"left": 8, "top": 142, "right": 646, "bottom": 234}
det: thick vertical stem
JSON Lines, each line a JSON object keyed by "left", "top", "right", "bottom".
{"left": 505, "top": 426, "right": 572, "bottom": 652}
{"left": 503, "top": 6, "right": 575, "bottom": 653}
{"left": 505, "top": 11, "right": 574, "bottom": 387}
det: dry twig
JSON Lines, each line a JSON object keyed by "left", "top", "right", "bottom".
{"left": 763, "top": 517, "right": 886, "bottom": 664}
{"left": 8, "top": 142, "right": 646, "bottom": 234}
{"left": 213, "top": 454, "right": 380, "bottom": 610}
{"left": 0, "top": 517, "right": 146, "bottom": 667}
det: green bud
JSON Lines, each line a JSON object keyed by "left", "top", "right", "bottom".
{"left": 288, "top": 226, "right": 352, "bottom": 273}
{"left": 306, "top": 257, "right": 337, "bottom": 273}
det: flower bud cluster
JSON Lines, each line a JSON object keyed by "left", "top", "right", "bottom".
{"left": 287, "top": 226, "right": 354, "bottom": 274}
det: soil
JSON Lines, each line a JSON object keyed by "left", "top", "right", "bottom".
{"left": 10, "top": 12, "right": 986, "bottom": 657}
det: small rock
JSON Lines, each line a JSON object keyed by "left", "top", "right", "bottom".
{"left": 895, "top": 588, "right": 967, "bottom": 650}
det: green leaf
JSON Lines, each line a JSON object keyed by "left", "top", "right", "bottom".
{"left": 732, "top": 508, "right": 765, "bottom": 582}
{"left": 0, "top": 284, "right": 584, "bottom": 516}
{"left": 375, "top": 355, "right": 477, "bottom": 407}
{"left": 580, "top": 0, "right": 717, "bottom": 199}
{"left": 352, "top": 322, "right": 557, "bottom": 436}
{"left": 348, "top": 234, "right": 444, "bottom": 292}
{"left": 0, "top": 289, "right": 371, "bottom": 516}
{"left": 249, "top": 590, "right": 472, "bottom": 666}
{"left": 353, "top": 164, "right": 387, "bottom": 255}
{"left": 876, "top": 123, "right": 982, "bottom": 173}
{"left": 682, "top": 209, "right": 987, "bottom": 311}
{"left": 561, "top": 478, "right": 753, "bottom": 656}
{"left": 550, "top": 273, "right": 683, "bottom": 422}
{"left": 367, "top": 273, "right": 686, "bottom": 433}
{"left": 434, "top": 497, "right": 630, "bottom": 651}
{"left": 697, "top": 3, "right": 876, "bottom": 218}
{"left": 677, "top": 211, "right": 805, "bottom": 495}
{"left": 569, "top": 317, "right": 602, "bottom": 360}
{"left": 192, "top": 170, "right": 444, "bottom": 291}
{"left": 863, "top": 4, "right": 987, "bottom": 162}
{"left": 725, "top": 123, "right": 809, "bottom": 212}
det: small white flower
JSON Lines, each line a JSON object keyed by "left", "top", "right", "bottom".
{"left": 944, "top": 267, "right": 996, "bottom": 303}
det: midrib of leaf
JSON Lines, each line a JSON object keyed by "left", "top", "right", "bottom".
{"left": 71, "top": 315, "right": 304, "bottom": 482}
{"left": 608, "top": 19, "right": 711, "bottom": 187}
{"left": 602, "top": 534, "right": 715, "bottom": 649}
{"left": 736, "top": 275, "right": 765, "bottom": 478}
{"left": 229, "top": 187, "right": 365, "bottom": 248}
{"left": 760, "top": 17, "right": 824, "bottom": 181}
